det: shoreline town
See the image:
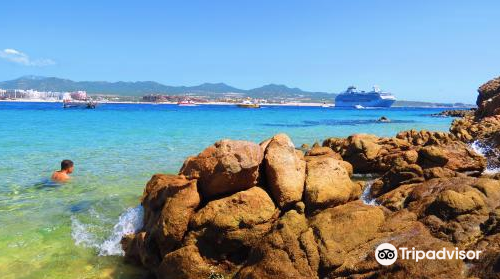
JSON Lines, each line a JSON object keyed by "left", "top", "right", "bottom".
{"left": 0, "top": 87, "right": 474, "bottom": 108}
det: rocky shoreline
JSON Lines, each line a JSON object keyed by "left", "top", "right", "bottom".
{"left": 121, "top": 77, "right": 500, "bottom": 279}
{"left": 431, "top": 108, "right": 476, "bottom": 118}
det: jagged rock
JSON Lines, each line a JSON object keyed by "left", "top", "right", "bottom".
{"left": 305, "top": 146, "right": 352, "bottom": 176}
{"left": 235, "top": 210, "right": 319, "bottom": 279}
{"left": 123, "top": 130, "right": 498, "bottom": 279}
{"left": 371, "top": 163, "right": 425, "bottom": 197}
{"left": 377, "top": 177, "right": 500, "bottom": 246}
{"left": 431, "top": 109, "right": 475, "bottom": 118}
{"left": 122, "top": 232, "right": 160, "bottom": 269}
{"left": 179, "top": 139, "right": 263, "bottom": 200}
{"left": 430, "top": 189, "right": 486, "bottom": 218}
{"left": 423, "top": 167, "right": 464, "bottom": 180}
{"left": 157, "top": 245, "right": 216, "bottom": 279}
{"left": 134, "top": 174, "right": 200, "bottom": 261}
{"left": 299, "top": 143, "right": 310, "bottom": 152}
{"left": 322, "top": 134, "right": 417, "bottom": 173}
{"left": 418, "top": 141, "right": 486, "bottom": 174}
{"left": 477, "top": 75, "right": 500, "bottom": 118}
{"left": 304, "top": 156, "right": 361, "bottom": 212}
{"left": 189, "top": 186, "right": 278, "bottom": 248}
{"left": 451, "top": 115, "right": 500, "bottom": 169}
{"left": 329, "top": 210, "right": 467, "bottom": 279}
{"left": 322, "top": 137, "right": 345, "bottom": 153}
{"left": 305, "top": 146, "right": 342, "bottom": 160}
{"left": 310, "top": 201, "right": 386, "bottom": 274}
{"left": 468, "top": 233, "right": 500, "bottom": 279}
{"left": 323, "top": 131, "right": 485, "bottom": 176}
{"left": 396, "top": 129, "right": 457, "bottom": 146}
{"left": 263, "top": 134, "right": 306, "bottom": 208}
{"left": 468, "top": 208, "right": 500, "bottom": 279}
{"left": 418, "top": 145, "right": 449, "bottom": 166}
{"left": 450, "top": 76, "right": 500, "bottom": 172}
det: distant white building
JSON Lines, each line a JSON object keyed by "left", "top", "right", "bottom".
{"left": 0, "top": 88, "right": 88, "bottom": 101}
{"left": 62, "top": 92, "right": 72, "bottom": 100}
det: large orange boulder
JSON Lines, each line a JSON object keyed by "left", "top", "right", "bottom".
{"left": 123, "top": 174, "right": 200, "bottom": 267}
{"left": 262, "top": 134, "right": 306, "bottom": 208}
{"left": 180, "top": 139, "right": 263, "bottom": 200}
{"left": 304, "top": 156, "right": 361, "bottom": 211}
{"left": 189, "top": 186, "right": 278, "bottom": 248}
{"left": 235, "top": 210, "right": 319, "bottom": 279}
{"left": 309, "top": 201, "right": 385, "bottom": 271}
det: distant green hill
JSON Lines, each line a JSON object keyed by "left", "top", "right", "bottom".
{"left": 0, "top": 76, "right": 334, "bottom": 100}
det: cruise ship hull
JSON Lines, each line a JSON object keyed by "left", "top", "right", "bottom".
{"left": 335, "top": 98, "right": 396, "bottom": 108}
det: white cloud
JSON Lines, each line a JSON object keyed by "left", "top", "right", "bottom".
{"left": 0, "top": 48, "right": 55, "bottom": 66}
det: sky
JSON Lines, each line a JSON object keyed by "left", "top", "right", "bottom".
{"left": 1, "top": 0, "right": 499, "bottom": 103}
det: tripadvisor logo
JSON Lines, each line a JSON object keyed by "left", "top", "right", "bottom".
{"left": 374, "top": 243, "right": 482, "bottom": 266}
{"left": 375, "top": 243, "right": 398, "bottom": 265}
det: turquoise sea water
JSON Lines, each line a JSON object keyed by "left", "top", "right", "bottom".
{"left": 0, "top": 102, "right": 453, "bottom": 278}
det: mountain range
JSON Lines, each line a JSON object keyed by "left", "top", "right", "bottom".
{"left": 0, "top": 76, "right": 335, "bottom": 100}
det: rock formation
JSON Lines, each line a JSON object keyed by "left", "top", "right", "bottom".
{"left": 122, "top": 132, "right": 498, "bottom": 279}
{"left": 450, "top": 76, "right": 500, "bottom": 170}
{"left": 431, "top": 109, "right": 475, "bottom": 118}
{"left": 322, "top": 130, "right": 485, "bottom": 176}
{"left": 122, "top": 76, "right": 500, "bottom": 279}
{"left": 477, "top": 76, "right": 500, "bottom": 118}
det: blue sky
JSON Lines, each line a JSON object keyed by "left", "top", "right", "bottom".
{"left": 1, "top": 0, "right": 499, "bottom": 103}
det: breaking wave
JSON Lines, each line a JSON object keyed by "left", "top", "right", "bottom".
{"left": 71, "top": 205, "right": 144, "bottom": 256}
{"left": 470, "top": 140, "right": 489, "bottom": 156}
{"left": 361, "top": 180, "right": 377, "bottom": 205}
{"left": 470, "top": 140, "right": 500, "bottom": 175}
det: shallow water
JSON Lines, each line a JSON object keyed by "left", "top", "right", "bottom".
{"left": 0, "top": 102, "right": 453, "bottom": 278}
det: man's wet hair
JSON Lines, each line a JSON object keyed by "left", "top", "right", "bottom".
{"left": 61, "top": 160, "right": 74, "bottom": 170}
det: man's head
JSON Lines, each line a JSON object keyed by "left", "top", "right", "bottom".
{"left": 61, "top": 160, "right": 74, "bottom": 173}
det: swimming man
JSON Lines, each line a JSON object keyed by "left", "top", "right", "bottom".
{"left": 51, "top": 160, "right": 74, "bottom": 182}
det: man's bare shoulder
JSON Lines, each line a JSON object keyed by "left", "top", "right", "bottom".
{"left": 51, "top": 171, "right": 70, "bottom": 182}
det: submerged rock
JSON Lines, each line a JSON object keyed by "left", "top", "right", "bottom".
{"left": 377, "top": 116, "right": 390, "bottom": 122}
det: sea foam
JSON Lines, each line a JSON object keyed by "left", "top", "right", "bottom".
{"left": 71, "top": 205, "right": 144, "bottom": 256}
{"left": 470, "top": 140, "right": 500, "bottom": 175}
{"left": 361, "top": 180, "right": 377, "bottom": 205}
